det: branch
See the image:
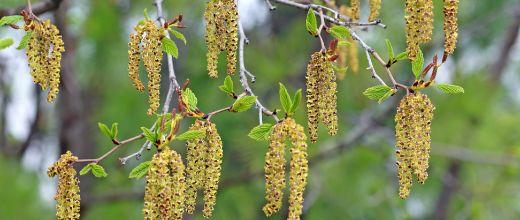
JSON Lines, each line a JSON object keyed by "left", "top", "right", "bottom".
{"left": 75, "top": 134, "right": 144, "bottom": 164}
{"left": 0, "top": 0, "right": 63, "bottom": 17}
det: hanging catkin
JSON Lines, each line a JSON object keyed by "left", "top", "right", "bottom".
{"left": 443, "top": 0, "right": 459, "bottom": 55}
{"left": 47, "top": 151, "right": 80, "bottom": 220}
{"left": 395, "top": 93, "right": 435, "bottom": 199}
{"left": 405, "top": 0, "right": 434, "bottom": 60}
{"left": 368, "top": 0, "right": 382, "bottom": 22}
{"left": 306, "top": 52, "right": 338, "bottom": 142}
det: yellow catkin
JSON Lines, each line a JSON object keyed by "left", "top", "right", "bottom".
{"left": 443, "top": 0, "right": 459, "bottom": 55}
{"left": 143, "top": 147, "right": 185, "bottom": 220}
{"left": 25, "top": 19, "right": 64, "bottom": 103}
{"left": 263, "top": 118, "right": 309, "bottom": 219}
{"left": 395, "top": 93, "right": 435, "bottom": 199}
{"left": 306, "top": 52, "right": 338, "bottom": 143}
{"left": 184, "top": 120, "right": 223, "bottom": 218}
{"left": 128, "top": 20, "right": 164, "bottom": 115}
{"left": 47, "top": 151, "right": 80, "bottom": 220}
{"left": 347, "top": 37, "right": 359, "bottom": 74}
{"left": 368, "top": 0, "right": 382, "bottom": 22}
{"left": 405, "top": 0, "right": 434, "bottom": 59}
{"left": 204, "top": 0, "right": 238, "bottom": 78}
{"left": 349, "top": 0, "right": 360, "bottom": 21}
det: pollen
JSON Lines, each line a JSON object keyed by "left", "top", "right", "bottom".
{"left": 443, "top": 0, "right": 459, "bottom": 55}
{"left": 47, "top": 151, "right": 80, "bottom": 220}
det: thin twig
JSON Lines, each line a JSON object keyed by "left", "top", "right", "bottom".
{"left": 75, "top": 134, "right": 144, "bottom": 164}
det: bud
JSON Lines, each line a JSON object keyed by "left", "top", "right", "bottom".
{"left": 47, "top": 151, "right": 80, "bottom": 220}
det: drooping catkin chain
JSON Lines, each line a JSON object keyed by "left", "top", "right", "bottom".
{"left": 127, "top": 20, "right": 164, "bottom": 115}
{"left": 263, "top": 118, "right": 309, "bottom": 219}
{"left": 443, "top": 0, "right": 459, "bottom": 55}
{"left": 368, "top": 0, "right": 382, "bottom": 22}
{"left": 395, "top": 93, "right": 435, "bottom": 199}
{"left": 306, "top": 52, "right": 338, "bottom": 143}
{"left": 143, "top": 147, "right": 186, "bottom": 220}
{"left": 204, "top": 0, "right": 238, "bottom": 78}
{"left": 405, "top": 0, "right": 434, "bottom": 60}
{"left": 25, "top": 19, "right": 64, "bottom": 103}
{"left": 47, "top": 151, "right": 80, "bottom": 220}
{"left": 184, "top": 120, "right": 223, "bottom": 218}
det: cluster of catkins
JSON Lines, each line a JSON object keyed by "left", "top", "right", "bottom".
{"left": 306, "top": 52, "right": 338, "bottom": 142}
{"left": 47, "top": 151, "right": 81, "bottom": 220}
{"left": 25, "top": 19, "right": 64, "bottom": 103}
{"left": 128, "top": 19, "right": 165, "bottom": 115}
{"left": 185, "top": 120, "right": 223, "bottom": 218}
{"left": 395, "top": 93, "right": 435, "bottom": 199}
{"left": 204, "top": 0, "right": 238, "bottom": 78}
{"left": 143, "top": 147, "right": 186, "bottom": 219}
{"left": 264, "top": 118, "right": 308, "bottom": 220}
{"left": 405, "top": 0, "right": 459, "bottom": 59}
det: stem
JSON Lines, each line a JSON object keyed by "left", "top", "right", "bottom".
{"left": 75, "top": 134, "right": 144, "bottom": 164}
{"left": 205, "top": 106, "right": 232, "bottom": 120}
{"left": 317, "top": 8, "right": 327, "bottom": 52}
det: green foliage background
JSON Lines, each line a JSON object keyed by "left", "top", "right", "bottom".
{"left": 1, "top": 0, "right": 519, "bottom": 219}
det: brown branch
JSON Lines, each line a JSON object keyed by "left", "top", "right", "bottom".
{"left": 490, "top": 5, "right": 520, "bottom": 83}
{"left": 75, "top": 134, "right": 145, "bottom": 164}
{"left": 0, "top": 0, "right": 63, "bottom": 17}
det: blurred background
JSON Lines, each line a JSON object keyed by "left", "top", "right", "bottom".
{"left": 1, "top": 0, "right": 519, "bottom": 219}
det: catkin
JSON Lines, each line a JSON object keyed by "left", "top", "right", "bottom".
{"left": 405, "top": 0, "right": 434, "bottom": 60}
{"left": 143, "top": 147, "right": 185, "bottom": 220}
{"left": 25, "top": 19, "right": 64, "bottom": 103}
{"left": 395, "top": 93, "right": 435, "bottom": 199}
{"left": 306, "top": 52, "right": 338, "bottom": 143}
{"left": 204, "top": 0, "right": 239, "bottom": 78}
{"left": 368, "top": 0, "right": 382, "bottom": 22}
{"left": 263, "top": 118, "right": 308, "bottom": 219}
{"left": 349, "top": 0, "right": 360, "bottom": 21}
{"left": 47, "top": 151, "right": 80, "bottom": 220}
{"left": 443, "top": 0, "right": 459, "bottom": 55}
{"left": 184, "top": 120, "right": 223, "bottom": 218}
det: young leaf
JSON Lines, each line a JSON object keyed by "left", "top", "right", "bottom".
{"left": 412, "top": 48, "right": 424, "bottom": 79}
{"left": 161, "top": 37, "right": 179, "bottom": 58}
{"left": 224, "top": 75, "right": 234, "bottom": 93}
{"left": 363, "top": 85, "right": 392, "bottom": 101}
{"left": 141, "top": 127, "right": 156, "bottom": 143}
{"left": 0, "top": 38, "right": 14, "bottom": 50}
{"left": 395, "top": 52, "right": 408, "bottom": 61}
{"left": 289, "top": 89, "right": 302, "bottom": 114}
{"left": 17, "top": 31, "right": 32, "bottom": 50}
{"left": 79, "top": 164, "right": 93, "bottom": 176}
{"left": 143, "top": 8, "right": 150, "bottom": 20}
{"left": 329, "top": 26, "right": 350, "bottom": 40}
{"left": 435, "top": 84, "right": 465, "bottom": 94}
{"left": 98, "top": 122, "right": 113, "bottom": 139}
{"left": 278, "top": 83, "right": 292, "bottom": 113}
{"left": 111, "top": 123, "right": 119, "bottom": 139}
{"left": 181, "top": 88, "right": 198, "bottom": 111}
{"left": 248, "top": 123, "right": 274, "bottom": 141}
{"left": 231, "top": 96, "right": 257, "bottom": 112}
{"left": 305, "top": 9, "right": 318, "bottom": 36}
{"left": 129, "top": 161, "right": 151, "bottom": 179}
{"left": 337, "top": 40, "right": 350, "bottom": 46}
{"left": 378, "top": 89, "right": 396, "bottom": 103}
{"left": 0, "top": 15, "right": 23, "bottom": 26}
{"left": 175, "top": 130, "right": 206, "bottom": 141}
{"left": 385, "top": 39, "right": 394, "bottom": 60}
{"left": 168, "top": 28, "right": 187, "bottom": 45}
{"left": 90, "top": 164, "right": 108, "bottom": 178}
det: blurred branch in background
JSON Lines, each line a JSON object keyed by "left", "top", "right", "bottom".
{"left": 490, "top": 4, "right": 520, "bottom": 83}
{"left": 0, "top": 0, "right": 63, "bottom": 17}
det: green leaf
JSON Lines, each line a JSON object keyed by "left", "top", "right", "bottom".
{"left": 363, "top": 85, "right": 392, "bottom": 101}
{"left": 248, "top": 123, "right": 274, "bottom": 141}
{"left": 98, "top": 122, "right": 113, "bottom": 139}
{"left": 305, "top": 9, "right": 318, "bottom": 36}
{"left": 231, "top": 96, "right": 257, "bottom": 112}
{"left": 378, "top": 89, "right": 395, "bottom": 103}
{"left": 435, "top": 84, "right": 465, "bottom": 94}
{"left": 90, "top": 163, "right": 108, "bottom": 178}
{"left": 278, "top": 83, "right": 292, "bottom": 113}
{"left": 129, "top": 161, "right": 151, "bottom": 179}
{"left": 395, "top": 52, "right": 408, "bottom": 61}
{"left": 338, "top": 40, "right": 350, "bottom": 47}
{"left": 181, "top": 88, "right": 198, "bottom": 111}
{"left": 17, "top": 31, "right": 32, "bottom": 50}
{"left": 175, "top": 130, "right": 206, "bottom": 140}
{"left": 79, "top": 164, "right": 92, "bottom": 176}
{"left": 385, "top": 39, "right": 394, "bottom": 60}
{"left": 111, "top": 123, "right": 119, "bottom": 139}
{"left": 161, "top": 37, "right": 178, "bottom": 58}
{"left": 141, "top": 127, "right": 156, "bottom": 143}
{"left": 412, "top": 48, "right": 424, "bottom": 79}
{"left": 329, "top": 25, "right": 350, "bottom": 40}
{"left": 289, "top": 89, "right": 302, "bottom": 114}
{"left": 0, "top": 15, "right": 23, "bottom": 26}
{"left": 219, "top": 75, "right": 234, "bottom": 94}
{"left": 143, "top": 8, "right": 150, "bottom": 20}
{"left": 0, "top": 38, "right": 14, "bottom": 50}
{"left": 168, "top": 28, "right": 187, "bottom": 45}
